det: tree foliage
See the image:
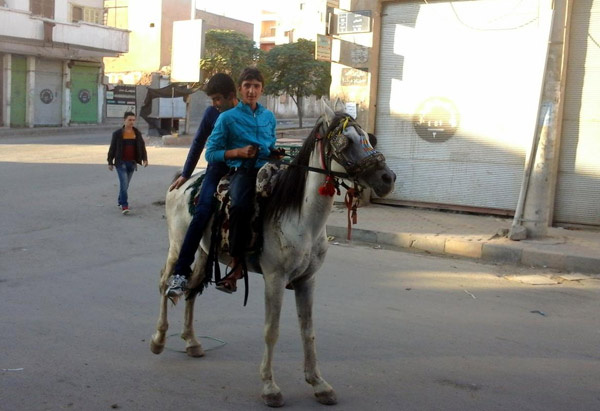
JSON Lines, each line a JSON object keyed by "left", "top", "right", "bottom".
{"left": 198, "top": 33, "right": 331, "bottom": 127}
{"left": 200, "top": 30, "right": 261, "bottom": 83}
{"left": 263, "top": 39, "right": 331, "bottom": 127}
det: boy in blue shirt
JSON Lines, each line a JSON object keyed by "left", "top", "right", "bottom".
{"left": 204, "top": 67, "right": 277, "bottom": 293}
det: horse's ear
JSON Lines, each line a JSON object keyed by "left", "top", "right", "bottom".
{"left": 321, "top": 99, "right": 336, "bottom": 126}
{"left": 368, "top": 133, "right": 378, "bottom": 148}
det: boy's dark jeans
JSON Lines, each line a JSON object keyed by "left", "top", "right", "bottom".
{"left": 228, "top": 166, "right": 259, "bottom": 258}
{"left": 174, "top": 162, "right": 229, "bottom": 278}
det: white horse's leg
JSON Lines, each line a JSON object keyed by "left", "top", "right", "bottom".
{"left": 151, "top": 241, "right": 179, "bottom": 354}
{"left": 151, "top": 266, "right": 171, "bottom": 354}
{"left": 180, "top": 250, "right": 208, "bottom": 357}
{"left": 181, "top": 295, "right": 204, "bottom": 357}
{"left": 260, "top": 277, "right": 286, "bottom": 407}
{"left": 294, "top": 278, "right": 337, "bottom": 405}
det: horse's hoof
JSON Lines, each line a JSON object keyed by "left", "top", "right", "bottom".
{"left": 315, "top": 390, "right": 337, "bottom": 405}
{"left": 150, "top": 340, "right": 164, "bottom": 355}
{"left": 262, "top": 392, "right": 284, "bottom": 408}
{"left": 186, "top": 345, "right": 205, "bottom": 357}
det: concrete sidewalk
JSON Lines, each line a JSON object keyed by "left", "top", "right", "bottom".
{"left": 0, "top": 123, "right": 120, "bottom": 137}
{"left": 0, "top": 118, "right": 317, "bottom": 141}
{"left": 326, "top": 202, "right": 600, "bottom": 276}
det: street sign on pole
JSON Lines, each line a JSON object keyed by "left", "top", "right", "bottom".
{"left": 315, "top": 34, "right": 332, "bottom": 62}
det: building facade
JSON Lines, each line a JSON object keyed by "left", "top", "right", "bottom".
{"left": 257, "top": 0, "right": 331, "bottom": 119}
{"left": 0, "top": 0, "right": 128, "bottom": 127}
{"left": 103, "top": 1, "right": 254, "bottom": 85}
{"left": 325, "top": 0, "right": 599, "bottom": 229}
{"left": 259, "top": 0, "right": 329, "bottom": 50}
{"left": 103, "top": 0, "right": 193, "bottom": 85}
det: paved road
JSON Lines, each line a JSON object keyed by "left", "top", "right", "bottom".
{"left": 1, "top": 132, "right": 599, "bottom": 410}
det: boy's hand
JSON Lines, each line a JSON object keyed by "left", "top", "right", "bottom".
{"left": 230, "top": 145, "right": 257, "bottom": 159}
{"left": 169, "top": 176, "right": 188, "bottom": 191}
{"left": 270, "top": 147, "right": 286, "bottom": 160}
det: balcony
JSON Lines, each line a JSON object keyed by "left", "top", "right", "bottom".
{"left": 0, "top": 7, "right": 128, "bottom": 58}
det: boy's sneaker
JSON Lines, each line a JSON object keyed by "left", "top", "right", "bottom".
{"left": 121, "top": 205, "right": 130, "bottom": 215}
{"left": 165, "top": 274, "right": 188, "bottom": 299}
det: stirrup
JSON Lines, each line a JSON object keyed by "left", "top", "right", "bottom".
{"left": 215, "top": 260, "right": 249, "bottom": 306}
{"left": 215, "top": 263, "right": 243, "bottom": 294}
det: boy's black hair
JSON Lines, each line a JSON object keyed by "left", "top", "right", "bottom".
{"left": 237, "top": 67, "right": 264, "bottom": 87}
{"left": 205, "top": 73, "right": 236, "bottom": 97}
{"left": 123, "top": 111, "right": 135, "bottom": 119}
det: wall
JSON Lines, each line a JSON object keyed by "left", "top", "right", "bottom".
{"left": 4, "top": 0, "right": 30, "bottom": 11}
{"left": 195, "top": 10, "right": 253, "bottom": 39}
{"left": 54, "top": 0, "right": 68, "bottom": 21}
{"left": 0, "top": 53, "right": 3, "bottom": 126}
{"left": 264, "top": 94, "right": 324, "bottom": 119}
{"left": 159, "top": 0, "right": 193, "bottom": 69}
{"left": 329, "top": 0, "right": 379, "bottom": 132}
{"left": 104, "top": 0, "right": 163, "bottom": 74}
{"left": 69, "top": 0, "right": 103, "bottom": 8}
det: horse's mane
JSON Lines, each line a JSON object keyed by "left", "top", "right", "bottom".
{"left": 265, "top": 113, "right": 348, "bottom": 220}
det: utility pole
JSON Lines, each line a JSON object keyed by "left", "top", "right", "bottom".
{"left": 509, "top": 0, "right": 572, "bottom": 240}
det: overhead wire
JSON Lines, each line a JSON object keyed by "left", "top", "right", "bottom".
{"left": 419, "top": 0, "right": 543, "bottom": 31}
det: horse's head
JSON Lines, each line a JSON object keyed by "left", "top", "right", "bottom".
{"left": 318, "top": 104, "right": 396, "bottom": 197}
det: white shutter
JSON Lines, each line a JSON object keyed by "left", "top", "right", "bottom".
{"left": 554, "top": 0, "right": 600, "bottom": 226}
{"left": 375, "top": 0, "right": 553, "bottom": 212}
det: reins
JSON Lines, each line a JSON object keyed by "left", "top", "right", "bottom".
{"left": 260, "top": 116, "right": 366, "bottom": 240}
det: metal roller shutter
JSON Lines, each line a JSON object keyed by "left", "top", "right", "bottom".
{"left": 375, "top": 0, "right": 553, "bottom": 212}
{"left": 34, "top": 59, "right": 63, "bottom": 126}
{"left": 554, "top": 0, "right": 600, "bottom": 226}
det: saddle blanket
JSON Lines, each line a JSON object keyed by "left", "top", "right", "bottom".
{"left": 189, "top": 161, "right": 288, "bottom": 254}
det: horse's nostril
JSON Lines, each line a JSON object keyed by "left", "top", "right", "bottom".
{"left": 382, "top": 173, "right": 395, "bottom": 184}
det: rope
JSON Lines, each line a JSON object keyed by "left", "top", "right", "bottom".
{"left": 165, "top": 333, "right": 227, "bottom": 352}
{"left": 344, "top": 185, "right": 360, "bottom": 241}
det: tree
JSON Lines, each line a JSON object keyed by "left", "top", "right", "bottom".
{"left": 263, "top": 39, "right": 331, "bottom": 128}
{"left": 200, "top": 30, "right": 261, "bottom": 83}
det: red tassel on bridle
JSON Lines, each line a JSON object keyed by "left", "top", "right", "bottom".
{"left": 318, "top": 175, "right": 336, "bottom": 196}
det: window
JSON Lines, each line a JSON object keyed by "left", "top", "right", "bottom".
{"left": 30, "top": 0, "right": 55, "bottom": 19}
{"left": 104, "top": 0, "right": 129, "bottom": 29}
{"left": 84, "top": 7, "right": 103, "bottom": 24}
{"left": 70, "top": 3, "right": 103, "bottom": 24}
{"left": 284, "top": 30, "right": 294, "bottom": 42}
{"left": 72, "top": 6, "right": 83, "bottom": 22}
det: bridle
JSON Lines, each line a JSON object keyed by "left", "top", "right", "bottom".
{"left": 262, "top": 115, "right": 387, "bottom": 239}
{"left": 316, "top": 115, "right": 385, "bottom": 185}
{"left": 315, "top": 115, "right": 386, "bottom": 240}
{"left": 319, "top": 116, "right": 385, "bottom": 175}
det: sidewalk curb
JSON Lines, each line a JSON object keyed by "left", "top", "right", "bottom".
{"left": 0, "top": 124, "right": 119, "bottom": 138}
{"left": 326, "top": 225, "right": 600, "bottom": 275}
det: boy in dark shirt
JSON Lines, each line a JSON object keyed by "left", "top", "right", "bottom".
{"left": 165, "top": 74, "right": 238, "bottom": 298}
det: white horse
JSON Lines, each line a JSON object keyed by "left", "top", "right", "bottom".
{"left": 151, "top": 105, "right": 396, "bottom": 407}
